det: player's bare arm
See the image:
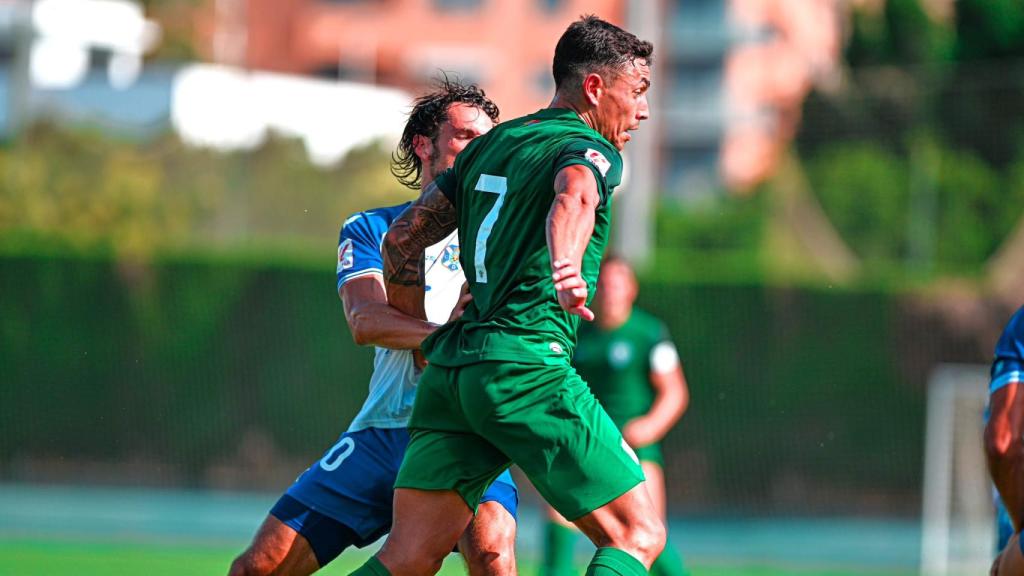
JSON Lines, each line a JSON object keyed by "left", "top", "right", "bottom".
{"left": 547, "top": 164, "right": 601, "bottom": 321}
{"left": 382, "top": 181, "right": 457, "bottom": 320}
{"left": 339, "top": 276, "right": 440, "bottom": 349}
{"left": 623, "top": 365, "right": 690, "bottom": 449}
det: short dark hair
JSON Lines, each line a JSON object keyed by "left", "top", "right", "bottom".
{"left": 552, "top": 15, "right": 653, "bottom": 91}
{"left": 391, "top": 75, "right": 500, "bottom": 189}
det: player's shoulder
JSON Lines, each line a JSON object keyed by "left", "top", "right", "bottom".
{"left": 1000, "top": 306, "right": 1024, "bottom": 345}
{"left": 1007, "top": 306, "right": 1024, "bottom": 333}
{"left": 340, "top": 201, "right": 413, "bottom": 238}
{"left": 629, "top": 307, "right": 661, "bottom": 326}
{"left": 629, "top": 308, "right": 669, "bottom": 337}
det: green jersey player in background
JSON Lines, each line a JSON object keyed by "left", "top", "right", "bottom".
{"left": 350, "top": 15, "right": 664, "bottom": 576}
{"left": 542, "top": 255, "right": 690, "bottom": 576}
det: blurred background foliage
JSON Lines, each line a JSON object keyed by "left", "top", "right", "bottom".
{"left": 0, "top": 0, "right": 1023, "bottom": 287}
{"left": 0, "top": 124, "right": 412, "bottom": 263}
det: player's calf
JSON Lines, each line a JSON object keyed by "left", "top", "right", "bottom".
{"left": 574, "top": 482, "right": 667, "bottom": 569}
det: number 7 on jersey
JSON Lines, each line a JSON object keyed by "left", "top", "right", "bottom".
{"left": 473, "top": 174, "right": 507, "bottom": 284}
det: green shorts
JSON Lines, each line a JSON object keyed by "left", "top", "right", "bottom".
{"left": 633, "top": 442, "right": 663, "bottom": 466}
{"left": 395, "top": 361, "right": 645, "bottom": 520}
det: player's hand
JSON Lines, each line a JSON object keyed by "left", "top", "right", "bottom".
{"left": 413, "top": 349, "right": 428, "bottom": 371}
{"left": 622, "top": 417, "right": 657, "bottom": 449}
{"left": 447, "top": 282, "right": 473, "bottom": 324}
{"left": 552, "top": 259, "right": 594, "bottom": 321}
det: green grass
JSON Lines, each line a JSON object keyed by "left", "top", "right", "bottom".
{"left": 0, "top": 537, "right": 915, "bottom": 576}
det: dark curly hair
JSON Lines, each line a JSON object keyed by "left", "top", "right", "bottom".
{"left": 552, "top": 15, "right": 653, "bottom": 91}
{"left": 391, "top": 75, "right": 500, "bottom": 189}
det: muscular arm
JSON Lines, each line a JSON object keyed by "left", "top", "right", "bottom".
{"left": 382, "top": 181, "right": 458, "bottom": 319}
{"left": 623, "top": 364, "right": 690, "bottom": 449}
{"left": 339, "top": 275, "right": 438, "bottom": 349}
{"left": 547, "top": 165, "right": 601, "bottom": 320}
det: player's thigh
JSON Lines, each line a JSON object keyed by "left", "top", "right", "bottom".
{"left": 461, "top": 362, "right": 644, "bottom": 521}
{"left": 571, "top": 480, "right": 664, "bottom": 559}
{"left": 640, "top": 460, "right": 667, "bottom": 522}
{"left": 546, "top": 504, "right": 576, "bottom": 529}
{"left": 378, "top": 488, "right": 477, "bottom": 572}
{"left": 233, "top": 514, "right": 319, "bottom": 576}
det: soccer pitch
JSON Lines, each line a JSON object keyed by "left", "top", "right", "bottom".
{"left": 0, "top": 539, "right": 915, "bottom": 576}
{"left": 0, "top": 485, "right": 919, "bottom": 576}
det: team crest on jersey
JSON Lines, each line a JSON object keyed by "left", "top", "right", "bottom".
{"left": 338, "top": 238, "right": 354, "bottom": 272}
{"left": 585, "top": 148, "right": 611, "bottom": 177}
{"left": 609, "top": 341, "right": 632, "bottom": 368}
{"left": 440, "top": 244, "right": 461, "bottom": 271}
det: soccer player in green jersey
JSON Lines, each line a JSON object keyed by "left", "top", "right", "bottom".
{"left": 349, "top": 16, "right": 663, "bottom": 576}
{"left": 542, "top": 255, "right": 690, "bottom": 576}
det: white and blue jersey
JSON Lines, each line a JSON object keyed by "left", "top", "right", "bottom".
{"left": 273, "top": 202, "right": 517, "bottom": 566}
{"left": 991, "top": 306, "right": 1024, "bottom": 396}
{"left": 336, "top": 202, "right": 465, "bottom": 432}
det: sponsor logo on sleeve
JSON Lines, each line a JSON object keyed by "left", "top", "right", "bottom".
{"left": 585, "top": 148, "right": 611, "bottom": 177}
{"left": 338, "top": 238, "right": 354, "bottom": 273}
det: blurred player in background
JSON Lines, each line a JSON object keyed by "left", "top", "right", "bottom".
{"left": 354, "top": 16, "right": 664, "bottom": 576}
{"left": 542, "top": 255, "right": 689, "bottom": 576}
{"left": 229, "top": 78, "right": 518, "bottom": 576}
{"left": 985, "top": 305, "right": 1024, "bottom": 575}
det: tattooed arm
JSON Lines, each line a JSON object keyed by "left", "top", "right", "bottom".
{"left": 382, "top": 180, "right": 459, "bottom": 320}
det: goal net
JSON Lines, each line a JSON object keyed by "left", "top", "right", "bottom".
{"left": 921, "top": 364, "right": 996, "bottom": 576}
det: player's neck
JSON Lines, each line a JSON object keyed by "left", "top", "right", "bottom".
{"left": 597, "top": 310, "right": 630, "bottom": 331}
{"left": 418, "top": 175, "right": 435, "bottom": 199}
{"left": 547, "top": 95, "right": 595, "bottom": 132}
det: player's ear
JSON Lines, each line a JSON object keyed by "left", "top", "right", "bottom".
{"left": 582, "top": 73, "right": 604, "bottom": 106}
{"left": 412, "top": 134, "right": 434, "bottom": 165}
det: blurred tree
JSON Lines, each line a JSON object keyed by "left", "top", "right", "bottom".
{"left": 805, "top": 142, "right": 910, "bottom": 263}
{"left": 0, "top": 124, "right": 410, "bottom": 261}
{"left": 796, "top": 0, "right": 1024, "bottom": 280}
{"left": 846, "top": 0, "right": 954, "bottom": 66}
{"left": 936, "top": 0, "right": 1024, "bottom": 168}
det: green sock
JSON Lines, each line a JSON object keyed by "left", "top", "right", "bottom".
{"left": 350, "top": 556, "right": 391, "bottom": 576}
{"left": 585, "top": 547, "right": 648, "bottom": 576}
{"left": 542, "top": 521, "right": 577, "bottom": 576}
{"left": 651, "top": 539, "right": 688, "bottom": 576}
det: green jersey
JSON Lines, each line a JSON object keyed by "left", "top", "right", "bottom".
{"left": 573, "top": 308, "right": 675, "bottom": 428}
{"left": 426, "top": 107, "right": 623, "bottom": 367}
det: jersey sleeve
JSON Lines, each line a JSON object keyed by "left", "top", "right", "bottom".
{"left": 336, "top": 212, "right": 385, "bottom": 291}
{"left": 648, "top": 322, "right": 681, "bottom": 375}
{"left": 552, "top": 138, "right": 624, "bottom": 204}
{"left": 434, "top": 167, "right": 458, "bottom": 206}
{"left": 991, "top": 309, "right": 1024, "bottom": 395}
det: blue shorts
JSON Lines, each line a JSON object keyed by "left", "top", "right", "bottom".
{"left": 271, "top": 427, "right": 518, "bottom": 567}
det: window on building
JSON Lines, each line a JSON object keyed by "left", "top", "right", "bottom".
{"left": 538, "top": 0, "right": 562, "bottom": 12}
{"left": 433, "top": 0, "right": 482, "bottom": 10}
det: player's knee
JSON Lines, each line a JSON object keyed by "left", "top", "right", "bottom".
{"left": 620, "top": 514, "right": 666, "bottom": 565}
{"left": 227, "top": 550, "right": 269, "bottom": 576}
{"left": 462, "top": 521, "right": 517, "bottom": 575}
